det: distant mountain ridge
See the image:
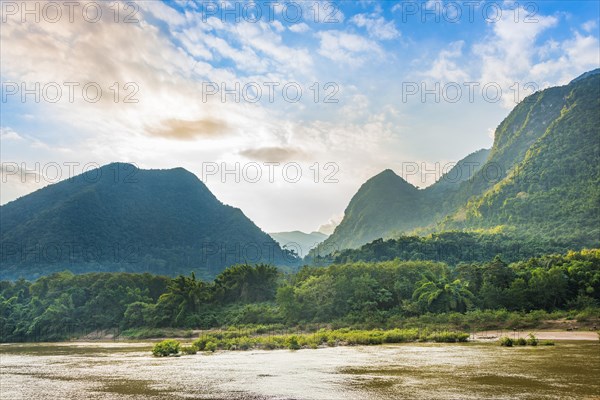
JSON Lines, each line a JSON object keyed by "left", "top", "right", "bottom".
{"left": 315, "top": 70, "right": 600, "bottom": 254}
{"left": 316, "top": 149, "right": 491, "bottom": 252}
{"left": 0, "top": 163, "right": 297, "bottom": 280}
{"left": 269, "top": 231, "right": 328, "bottom": 258}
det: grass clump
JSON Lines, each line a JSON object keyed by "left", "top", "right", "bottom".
{"left": 181, "top": 345, "right": 198, "bottom": 355}
{"left": 152, "top": 339, "right": 180, "bottom": 357}
{"left": 183, "top": 328, "right": 469, "bottom": 354}
{"left": 500, "top": 334, "right": 543, "bottom": 347}
{"left": 526, "top": 334, "right": 538, "bottom": 346}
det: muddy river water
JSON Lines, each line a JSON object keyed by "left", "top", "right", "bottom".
{"left": 1, "top": 341, "right": 598, "bottom": 399}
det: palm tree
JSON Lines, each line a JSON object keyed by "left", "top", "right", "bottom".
{"left": 413, "top": 275, "right": 474, "bottom": 313}
{"left": 157, "top": 273, "right": 209, "bottom": 326}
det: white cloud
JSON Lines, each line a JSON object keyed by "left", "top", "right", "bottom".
{"left": 582, "top": 20, "right": 598, "bottom": 33}
{"left": 318, "top": 214, "right": 342, "bottom": 235}
{"left": 271, "top": 20, "right": 285, "bottom": 33}
{"left": 529, "top": 32, "right": 600, "bottom": 85}
{"left": 424, "top": 41, "right": 470, "bottom": 82}
{"left": 0, "top": 127, "right": 23, "bottom": 141}
{"left": 350, "top": 13, "right": 400, "bottom": 40}
{"left": 138, "top": 1, "right": 186, "bottom": 27}
{"left": 473, "top": 6, "right": 560, "bottom": 106}
{"left": 289, "top": 22, "right": 310, "bottom": 33}
{"left": 317, "top": 30, "right": 383, "bottom": 66}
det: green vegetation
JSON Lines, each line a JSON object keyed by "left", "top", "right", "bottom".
{"left": 447, "top": 71, "right": 600, "bottom": 244}
{"left": 180, "top": 345, "right": 197, "bottom": 355}
{"left": 314, "top": 72, "right": 600, "bottom": 255}
{"left": 1, "top": 249, "right": 599, "bottom": 342}
{"left": 499, "top": 334, "right": 540, "bottom": 347}
{"left": 186, "top": 328, "right": 469, "bottom": 353}
{"left": 152, "top": 339, "right": 180, "bottom": 357}
{"left": 526, "top": 334, "right": 539, "bottom": 346}
{"left": 0, "top": 163, "right": 298, "bottom": 281}
{"left": 330, "top": 232, "right": 570, "bottom": 266}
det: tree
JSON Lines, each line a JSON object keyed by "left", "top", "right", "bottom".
{"left": 155, "top": 273, "right": 210, "bottom": 327}
{"left": 413, "top": 275, "right": 474, "bottom": 313}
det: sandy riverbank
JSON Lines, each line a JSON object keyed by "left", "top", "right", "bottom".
{"left": 473, "top": 330, "right": 599, "bottom": 341}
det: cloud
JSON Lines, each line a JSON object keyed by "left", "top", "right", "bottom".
{"left": 350, "top": 13, "right": 400, "bottom": 40}
{"left": 582, "top": 20, "right": 598, "bottom": 33}
{"left": 239, "top": 146, "right": 308, "bottom": 162}
{"left": 138, "top": 1, "right": 186, "bottom": 27}
{"left": 471, "top": 5, "right": 600, "bottom": 106}
{"left": 0, "top": 127, "right": 23, "bottom": 141}
{"left": 317, "top": 30, "right": 383, "bottom": 66}
{"left": 317, "top": 215, "right": 342, "bottom": 235}
{"left": 176, "top": 17, "right": 313, "bottom": 77}
{"left": 424, "top": 41, "right": 470, "bottom": 82}
{"left": 475, "top": 5, "right": 558, "bottom": 86}
{"left": 529, "top": 32, "right": 600, "bottom": 85}
{"left": 271, "top": 20, "right": 285, "bottom": 33}
{"left": 147, "top": 118, "right": 229, "bottom": 140}
{"left": 289, "top": 23, "right": 310, "bottom": 33}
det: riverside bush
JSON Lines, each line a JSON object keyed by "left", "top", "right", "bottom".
{"left": 526, "top": 334, "right": 538, "bottom": 346}
{"left": 181, "top": 328, "right": 469, "bottom": 353}
{"left": 181, "top": 345, "right": 198, "bottom": 354}
{"left": 152, "top": 339, "right": 180, "bottom": 357}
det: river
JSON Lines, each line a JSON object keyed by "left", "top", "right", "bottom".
{"left": 1, "top": 341, "right": 598, "bottom": 399}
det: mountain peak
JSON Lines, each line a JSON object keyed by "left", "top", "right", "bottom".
{"left": 367, "top": 169, "right": 414, "bottom": 188}
{"left": 0, "top": 162, "right": 290, "bottom": 280}
{"left": 570, "top": 68, "right": 600, "bottom": 84}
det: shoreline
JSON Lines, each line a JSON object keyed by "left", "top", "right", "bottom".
{"left": 472, "top": 330, "right": 599, "bottom": 341}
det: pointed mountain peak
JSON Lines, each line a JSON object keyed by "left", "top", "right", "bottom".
{"left": 366, "top": 169, "right": 415, "bottom": 189}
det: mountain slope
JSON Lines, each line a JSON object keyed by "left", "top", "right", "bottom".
{"left": 444, "top": 72, "right": 600, "bottom": 243}
{"left": 315, "top": 70, "right": 600, "bottom": 253}
{"left": 0, "top": 163, "right": 294, "bottom": 280}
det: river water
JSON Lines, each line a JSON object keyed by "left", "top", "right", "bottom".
{"left": 1, "top": 341, "right": 598, "bottom": 399}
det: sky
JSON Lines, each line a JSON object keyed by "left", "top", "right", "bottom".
{"left": 1, "top": 0, "right": 599, "bottom": 234}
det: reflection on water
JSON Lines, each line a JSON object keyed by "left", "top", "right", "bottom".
{"left": 1, "top": 341, "right": 599, "bottom": 399}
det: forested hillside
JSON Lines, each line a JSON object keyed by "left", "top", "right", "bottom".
{"left": 316, "top": 70, "right": 600, "bottom": 254}
{"left": 0, "top": 163, "right": 298, "bottom": 280}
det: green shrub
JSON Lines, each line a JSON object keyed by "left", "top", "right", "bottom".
{"left": 426, "top": 331, "right": 469, "bottom": 343}
{"left": 181, "top": 345, "right": 198, "bottom": 354}
{"left": 285, "top": 336, "right": 301, "bottom": 350}
{"left": 383, "top": 329, "right": 418, "bottom": 343}
{"left": 193, "top": 337, "right": 208, "bottom": 351}
{"left": 152, "top": 339, "right": 180, "bottom": 357}
{"left": 237, "top": 337, "right": 252, "bottom": 350}
{"left": 526, "top": 334, "right": 538, "bottom": 346}
{"left": 499, "top": 337, "right": 513, "bottom": 347}
{"left": 261, "top": 338, "right": 278, "bottom": 350}
{"left": 516, "top": 338, "right": 527, "bottom": 346}
{"left": 205, "top": 341, "right": 217, "bottom": 352}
